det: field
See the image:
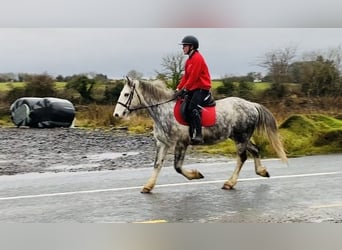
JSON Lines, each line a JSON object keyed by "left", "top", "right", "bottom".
{"left": 0, "top": 82, "right": 25, "bottom": 91}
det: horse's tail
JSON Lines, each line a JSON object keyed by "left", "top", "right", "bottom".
{"left": 255, "top": 104, "right": 288, "bottom": 163}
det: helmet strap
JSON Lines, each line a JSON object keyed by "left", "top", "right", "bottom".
{"left": 188, "top": 49, "right": 196, "bottom": 57}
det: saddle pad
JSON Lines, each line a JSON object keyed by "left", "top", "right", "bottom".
{"left": 174, "top": 99, "right": 216, "bottom": 127}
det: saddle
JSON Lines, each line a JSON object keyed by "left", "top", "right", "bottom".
{"left": 174, "top": 92, "right": 216, "bottom": 127}
{"left": 202, "top": 92, "right": 216, "bottom": 107}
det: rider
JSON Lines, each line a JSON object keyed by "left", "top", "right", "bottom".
{"left": 176, "top": 35, "right": 212, "bottom": 145}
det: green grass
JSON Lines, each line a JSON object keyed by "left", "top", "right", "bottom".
{"left": 0, "top": 82, "right": 25, "bottom": 91}
{"left": 252, "top": 82, "right": 271, "bottom": 92}
{"left": 55, "top": 82, "right": 67, "bottom": 90}
{"left": 211, "top": 80, "right": 223, "bottom": 89}
{"left": 0, "top": 81, "right": 67, "bottom": 91}
{"left": 279, "top": 114, "right": 342, "bottom": 156}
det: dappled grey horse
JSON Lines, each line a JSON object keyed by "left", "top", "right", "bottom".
{"left": 113, "top": 78, "right": 287, "bottom": 193}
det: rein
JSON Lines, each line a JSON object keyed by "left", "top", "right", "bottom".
{"left": 117, "top": 83, "right": 177, "bottom": 112}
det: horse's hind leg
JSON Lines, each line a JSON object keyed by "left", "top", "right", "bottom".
{"left": 222, "top": 142, "right": 247, "bottom": 190}
{"left": 174, "top": 142, "right": 204, "bottom": 180}
{"left": 247, "top": 141, "right": 270, "bottom": 178}
{"left": 141, "top": 141, "right": 168, "bottom": 193}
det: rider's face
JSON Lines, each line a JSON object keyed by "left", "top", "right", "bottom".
{"left": 182, "top": 44, "right": 191, "bottom": 55}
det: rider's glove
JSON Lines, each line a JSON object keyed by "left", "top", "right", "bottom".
{"left": 173, "top": 88, "right": 188, "bottom": 99}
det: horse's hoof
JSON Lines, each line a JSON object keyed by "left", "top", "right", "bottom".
{"left": 141, "top": 187, "right": 152, "bottom": 194}
{"left": 257, "top": 167, "right": 270, "bottom": 178}
{"left": 222, "top": 184, "right": 234, "bottom": 190}
{"left": 198, "top": 172, "right": 204, "bottom": 179}
{"left": 258, "top": 170, "right": 270, "bottom": 178}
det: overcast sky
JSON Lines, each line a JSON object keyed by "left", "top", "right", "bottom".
{"left": 1, "top": 0, "right": 342, "bottom": 79}
{"left": 1, "top": 28, "right": 342, "bottom": 79}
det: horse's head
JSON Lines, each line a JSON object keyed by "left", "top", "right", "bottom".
{"left": 113, "top": 77, "right": 140, "bottom": 117}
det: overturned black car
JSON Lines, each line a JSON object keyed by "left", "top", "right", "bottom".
{"left": 10, "top": 97, "right": 76, "bottom": 128}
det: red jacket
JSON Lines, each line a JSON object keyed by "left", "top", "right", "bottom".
{"left": 177, "top": 51, "right": 211, "bottom": 91}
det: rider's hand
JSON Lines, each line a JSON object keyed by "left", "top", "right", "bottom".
{"left": 173, "top": 88, "right": 187, "bottom": 99}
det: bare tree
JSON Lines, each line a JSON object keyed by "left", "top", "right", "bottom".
{"left": 324, "top": 46, "right": 341, "bottom": 68}
{"left": 127, "top": 70, "right": 143, "bottom": 80}
{"left": 259, "top": 46, "right": 297, "bottom": 84}
{"left": 156, "top": 51, "right": 185, "bottom": 89}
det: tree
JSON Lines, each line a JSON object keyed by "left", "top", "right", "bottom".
{"left": 288, "top": 61, "right": 303, "bottom": 83}
{"left": 0, "top": 73, "right": 17, "bottom": 82}
{"left": 94, "top": 73, "right": 109, "bottom": 83}
{"left": 216, "top": 77, "right": 237, "bottom": 96}
{"left": 127, "top": 70, "right": 143, "bottom": 80}
{"left": 18, "top": 73, "right": 33, "bottom": 82}
{"left": 157, "top": 51, "right": 184, "bottom": 89}
{"left": 259, "top": 46, "right": 297, "bottom": 84}
{"left": 155, "top": 72, "right": 167, "bottom": 82}
{"left": 247, "top": 72, "right": 262, "bottom": 82}
{"left": 301, "top": 56, "right": 340, "bottom": 97}
{"left": 238, "top": 80, "right": 253, "bottom": 99}
{"left": 66, "top": 75, "right": 96, "bottom": 103}
{"left": 103, "top": 80, "right": 124, "bottom": 104}
{"left": 56, "top": 74, "right": 65, "bottom": 82}
{"left": 258, "top": 46, "right": 297, "bottom": 97}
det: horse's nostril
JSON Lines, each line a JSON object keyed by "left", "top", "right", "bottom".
{"left": 114, "top": 113, "right": 119, "bottom": 117}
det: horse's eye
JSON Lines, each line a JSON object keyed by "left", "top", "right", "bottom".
{"left": 124, "top": 93, "right": 130, "bottom": 97}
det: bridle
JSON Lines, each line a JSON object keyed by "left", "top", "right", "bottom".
{"left": 117, "top": 82, "right": 177, "bottom": 112}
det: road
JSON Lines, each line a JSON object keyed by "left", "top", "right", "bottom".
{"left": 0, "top": 154, "right": 341, "bottom": 222}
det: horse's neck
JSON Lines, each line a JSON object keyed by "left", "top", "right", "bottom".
{"left": 136, "top": 85, "right": 156, "bottom": 106}
{"left": 136, "top": 84, "right": 175, "bottom": 128}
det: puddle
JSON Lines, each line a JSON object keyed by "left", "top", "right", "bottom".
{"left": 86, "top": 151, "right": 140, "bottom": 161}
{"left": 49, "top": 163, "right": 101, "bottom": 170}
{"left": 47, "top": 151, "right": 140, "bottom": 170}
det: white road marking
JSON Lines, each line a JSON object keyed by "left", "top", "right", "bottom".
{"left": 310, "top": 203, "right": 342, "bottom": 209}
{"left": 134, "top": 219, "right": 168, "bottom": 223}
{"left": 0, "top": 171, "right": 341, "bottom": 201}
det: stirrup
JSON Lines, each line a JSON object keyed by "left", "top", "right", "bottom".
{"left": 190, "top": 135, "right": 203, "bottom": 145}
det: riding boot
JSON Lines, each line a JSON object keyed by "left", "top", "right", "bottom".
{"left": 190, "top": 109, "right": 203, "bottom": 145}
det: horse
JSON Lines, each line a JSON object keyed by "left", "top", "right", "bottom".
{"left": 113, "top": 78, "right": 287, "bottom": 193}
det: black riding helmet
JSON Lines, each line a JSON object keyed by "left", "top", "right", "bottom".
{"left": 180, "top": 35, "right": 199, "bottom": 50}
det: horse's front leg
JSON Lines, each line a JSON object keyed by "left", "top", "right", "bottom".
{"left": 174, "top": 142, "right": 204, "bottom": 180}
{"left": 141, "top": 140, "right": 169, "bottom": 193}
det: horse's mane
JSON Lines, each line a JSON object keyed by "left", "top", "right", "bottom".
{"left": 138, "top": 79, "right": 173, "bottom": 102}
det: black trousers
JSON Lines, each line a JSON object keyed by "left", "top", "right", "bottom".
{"left": 184, "top": 89, "right": 209, "bottom": 137}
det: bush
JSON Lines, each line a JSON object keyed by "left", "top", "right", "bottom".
{"left": 74, "top": 104, "right": 116, "bottom": 127}
{"left": 24, "top": 74, "right": 56, "bottom": 97}
{"left": 216, "top": 79, "right": 237, "bottom": 96}
{"left": 5, "top": 87, "right": 26, "bottom": 104}
{"left": 66, "top": 75, "right": 95, "bottom": 104}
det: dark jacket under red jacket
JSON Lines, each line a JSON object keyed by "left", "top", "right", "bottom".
{"left": 177, "top": 50, "right": 211, "bottom": 91}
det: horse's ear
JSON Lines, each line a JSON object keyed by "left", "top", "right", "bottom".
{"left": 126, "top": 76, "right": 133, "bottom": 87}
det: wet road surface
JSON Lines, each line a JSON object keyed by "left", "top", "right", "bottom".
{"left": 0, "top": 154, "right": 341, "bottom": 222}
